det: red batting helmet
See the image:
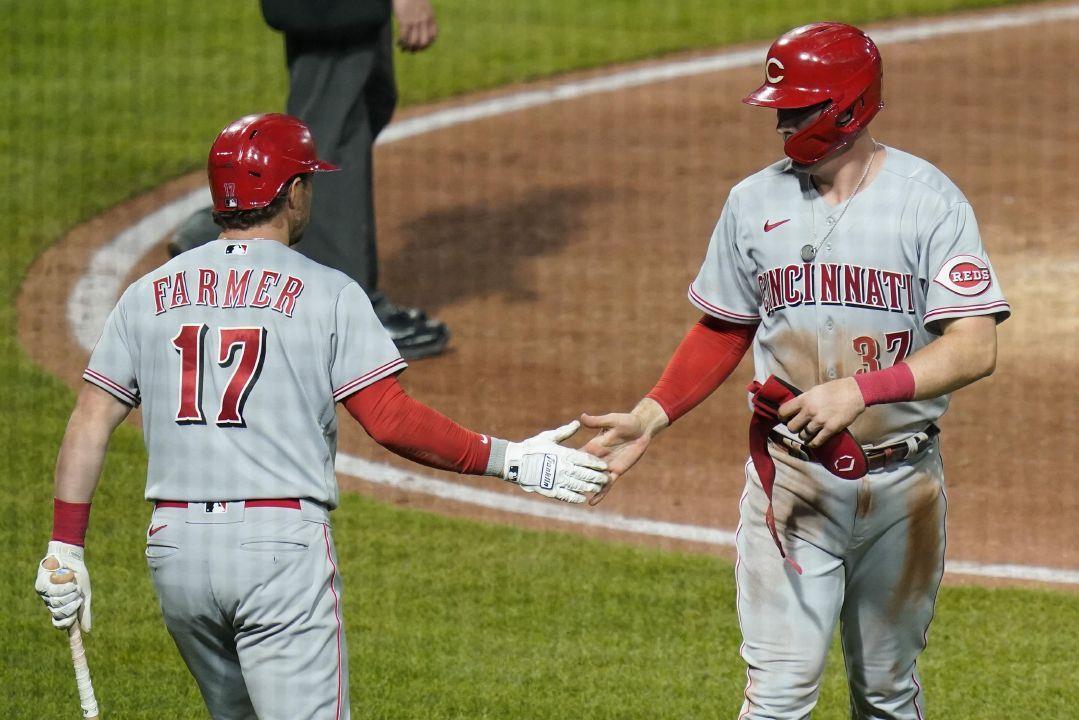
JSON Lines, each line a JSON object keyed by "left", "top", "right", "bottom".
{"left": 208, "top": 113, "right": 338, "bottom": 212}
{"left": 743, "top": 23, "right": 883, "bottom": 166}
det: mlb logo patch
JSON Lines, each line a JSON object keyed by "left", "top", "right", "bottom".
{"left": 204, "top": 502, "right": 228, "bottom": 514}
{"left": 225, "top": 244, "right": 248, "bottom": 255}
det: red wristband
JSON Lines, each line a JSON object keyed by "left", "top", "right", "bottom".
{"left": 853, "top": 362, "right": 916, "bottom": 406}
{"left": 52, "top": 498, "right": 92, "bottom": 547}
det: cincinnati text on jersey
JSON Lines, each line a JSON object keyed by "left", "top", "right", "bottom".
{"left": 151, "top": 268, "right": 305, "bottom": 317}
{"left": 756, "top": 263, "right": 916, "bottom": 316}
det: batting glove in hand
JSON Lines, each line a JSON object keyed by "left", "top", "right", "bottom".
{"left": 35, "top": 540, "right": 92, "bottom": 633}
{"left": 503, "top": 421, "right": 609, "bottom": 504}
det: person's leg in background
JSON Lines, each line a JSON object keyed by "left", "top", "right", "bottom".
{"left": 286, "top": 27, "right": 448, "bottom": 360}
{"left": 171, "top": 25, "right": 448, "bottom": 359}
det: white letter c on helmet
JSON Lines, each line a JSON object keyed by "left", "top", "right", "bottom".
{"left": 766, "top": 57, "right": 785, "bottom": 83}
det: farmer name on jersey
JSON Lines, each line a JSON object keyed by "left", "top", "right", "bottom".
{"left": 151, "top": 268, "right": 304, "bottom": 317}
{"left": 757, "top": 262, "right": 916, "bottom": 316}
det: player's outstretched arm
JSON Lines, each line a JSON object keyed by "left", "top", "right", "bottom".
{"left": 580, "top": 316, "right": 755, "bottom": 503}
{"left": 579, "top": 398, "right": 669, "bottom": 482}
{"left": 343, "top": 377, "right": 608, "bottom": 503}
{"left": 497, "top": 421, "right": 609, "bottom": 504}
{"left": 781, "top": 315, "right": 997, "bottom": 448}
{"left": 36, "top": 384, "right": 133, "bottom": 634}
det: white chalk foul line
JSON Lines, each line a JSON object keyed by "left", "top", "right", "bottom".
{"left": 336, "top": 453, "right": 738, "bottom": 545}
{"left": 66, "top": 3, "right": 1079, "bottom": 585}
{"left": 337, "top": 455, "right": 1079, "bottom": 586}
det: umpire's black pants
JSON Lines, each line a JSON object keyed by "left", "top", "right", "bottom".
{"left": 286, "top": 23, "right": 397, "bottom": 294}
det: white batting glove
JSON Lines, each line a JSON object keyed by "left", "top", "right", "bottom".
{"left": 499, "top": 421, "right": 609, "bottom": 503}
{"left": 35, "top": 541, "right": 92, "bottom": 633}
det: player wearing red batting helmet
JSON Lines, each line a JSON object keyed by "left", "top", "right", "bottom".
{"left": 208, "top": 113, "right": 339, "bottom": 212}
{"left": 36, "top": 112, "right": 609, "bottom": 719}
{"left": 581, "top": 21, "right": 1007, "bottom": 720}
{"left": 743, "top": 23, "right": 884, "bottom": 166}
{"left": 206, "top": 114, "right": 339, "bottom": 247}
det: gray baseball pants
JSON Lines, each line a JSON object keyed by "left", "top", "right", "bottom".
{"left": 735, "top": 442, "right": 946, "bottom": 719}
{"left": 145, "top": 500, "right": 348, "bottom": 719}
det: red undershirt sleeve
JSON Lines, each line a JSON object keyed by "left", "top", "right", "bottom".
{"left": 645, "top": 315, "right": 756, "bottom": 424}
{"left": 342, "top": 377, "right": 499, "bottom": 476}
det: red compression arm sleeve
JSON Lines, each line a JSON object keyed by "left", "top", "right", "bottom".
{"left": 343, "top": 377, "right": 492, "bottom": 475}
{"left": 645, "top": 315, "right": 756, "bottom": 424}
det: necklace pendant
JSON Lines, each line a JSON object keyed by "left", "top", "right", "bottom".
{"left": 800, "top": 244, "right": 817, "bottom": 262}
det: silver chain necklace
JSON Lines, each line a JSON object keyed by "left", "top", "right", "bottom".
{"left": 801, "top": 142, "right": 879, "bottom": 263}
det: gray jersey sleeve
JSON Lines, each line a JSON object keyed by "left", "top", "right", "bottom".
{"left": 83, "top": 287, "right": 141, "bottom": 407}
{"left": 330, "top": 282, "right": 407, "bottom": 402}
{"left": 919, "top": 201, "right": 1010, "bottom": 333}
{"left": 688, "top": 196, "right": 761, "bottom": 324}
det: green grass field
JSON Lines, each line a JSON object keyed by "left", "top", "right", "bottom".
{"left": 3, "top": 0, "right": 1077, "bottom": 717}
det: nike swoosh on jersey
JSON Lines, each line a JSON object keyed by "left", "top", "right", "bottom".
{"left": 148, "top": 524, "right": 168, "bottom": 537}
{"left": 763, "top": 218, "right": 792, "bottom": 232}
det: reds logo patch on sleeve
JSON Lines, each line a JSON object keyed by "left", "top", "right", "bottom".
{"left": 933, "top": 254, "right": 992, "bottom": 296}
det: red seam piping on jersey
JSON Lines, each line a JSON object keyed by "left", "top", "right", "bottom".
{"left": 735, "top": 466, "right": 752, "bottom": 720}
{"left": 687, "top": 285, "right": 759, "bottom": 322}
{"left": 912, "top": 479, "right": 947, "bottom": 720}
{"left": 912, "top": 671, "right": 924, "bottom": 720}
{"left": 323, "top": 524, "right": 343, "bottom": 720}
{"left": 332, "top": 357, "right": 407, "bottom": 400}
{"left": 84, "top": 368, "right": 137, "bottom": 401}
{"left": 337, "top": 357, "right": 405, "bottom": 394}
{"left": 922, "top": 300, "right": 1009, "bottom": 321}
{"left": 83, "top": 369, "right": 139, "bottom": 404}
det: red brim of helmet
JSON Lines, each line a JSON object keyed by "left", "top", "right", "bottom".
{"left": 311, "top": 160, "right": 340, "bottom": 172}
{"left": 742, "top": 83, "right": 826, "bottom": 109}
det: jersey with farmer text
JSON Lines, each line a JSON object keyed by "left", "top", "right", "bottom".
{"left": 84, "top": 238, "right": 405, "bottom": 507}
{"left": 690, "top": 146, "right": 1009, "bottom": 445}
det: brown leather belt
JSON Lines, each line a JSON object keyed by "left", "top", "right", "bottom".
{"left": 768, "top": 424, "right": 939, "bottom": 472}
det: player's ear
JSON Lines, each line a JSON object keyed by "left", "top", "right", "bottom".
{"left": 285, "top": 174, "right": 310, "bottom": 208}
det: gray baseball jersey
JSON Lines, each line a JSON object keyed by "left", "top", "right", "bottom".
{"left": 689, "top": 145, "right": 1009, "bottom": 445}
{"left": 84, "top": 238, "right": 405, "bottom": 506}
{"left": 690, "top": 147, "right": 1009, "bottom": 719}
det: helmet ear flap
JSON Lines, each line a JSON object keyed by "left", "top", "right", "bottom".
{"left": 835, "top": 97, "right": 863, "bottom": 128}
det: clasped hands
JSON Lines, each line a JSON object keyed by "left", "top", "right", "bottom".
{"left": 575, "top": 377, "right": 867, "bottom": 501}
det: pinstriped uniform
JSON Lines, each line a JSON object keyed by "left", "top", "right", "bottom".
{"left": 84, "top": 238, "right": 404, "bottom": 719}
{"left": 690, "top": 147, "right": 1008, "bottom": 720}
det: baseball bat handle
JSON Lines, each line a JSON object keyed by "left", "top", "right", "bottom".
{"left": 51, "top": 567, "right": 99, "bottom": 719}
{"left": 68, "top": 624, "right": 99, "bottom": 719}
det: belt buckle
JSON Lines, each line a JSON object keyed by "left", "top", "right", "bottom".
{"left": 777, "top": 436, "right": 810, "bottom": 462}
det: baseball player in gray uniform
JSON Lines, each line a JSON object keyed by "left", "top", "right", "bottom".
{"left": 581, "top": 24, "right": 1008, "bottom": 719}
{"left": 35, "top": 113, "right": 608, "bottom": 719}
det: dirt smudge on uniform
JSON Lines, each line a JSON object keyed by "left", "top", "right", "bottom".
{"left": 856, "top": 479, "right": 873, "bottom": 518}
{"left": 771, "top": 451, "right": 828, "bottom": 543}
{"left": 771, "top": 329, "right": 824, "bottom": 390}
{"left": 889, "top": 472, "right": 944, "bottom": 617}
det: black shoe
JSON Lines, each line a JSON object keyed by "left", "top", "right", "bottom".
{"left": 168, "top": 207, "right": 220, "bottom": 257}
{"left": 371, "top": 292, "right": 450, "bottom": 360}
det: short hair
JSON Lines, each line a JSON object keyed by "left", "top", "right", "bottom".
{"left": 212, "top": 174, "right": 308, "bottom": 231}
